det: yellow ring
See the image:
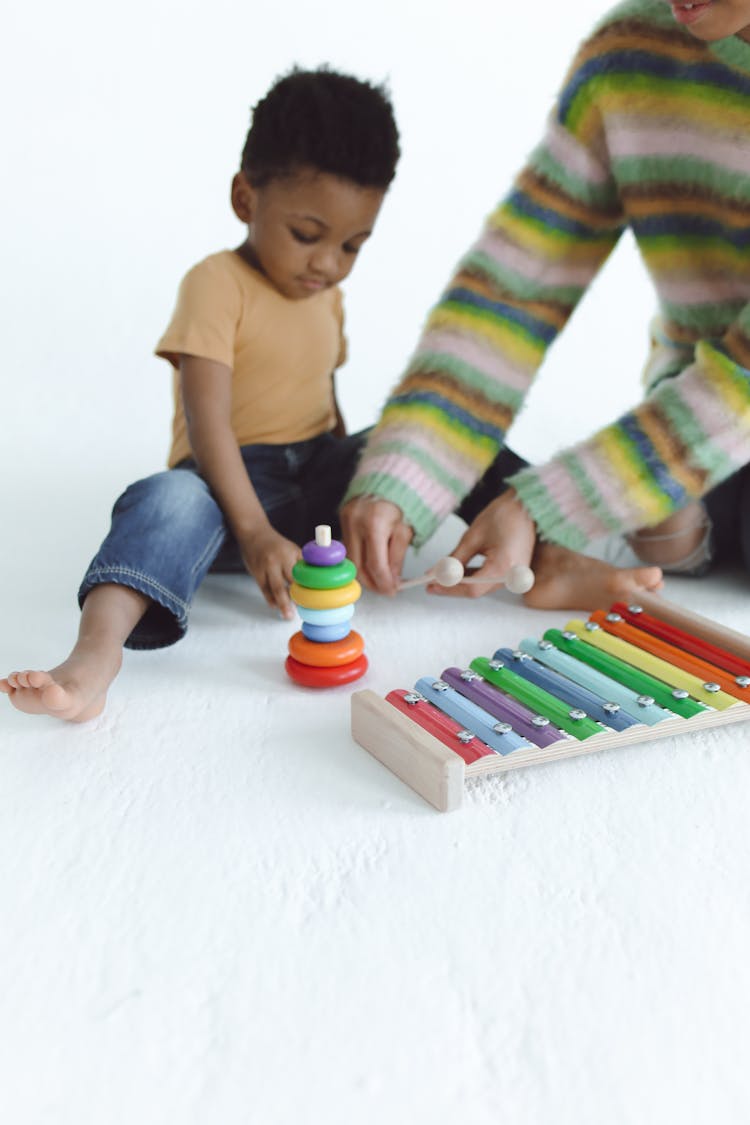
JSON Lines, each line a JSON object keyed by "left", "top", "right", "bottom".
{"left": 290, "top": 579, "right": 362, "bottom": 610}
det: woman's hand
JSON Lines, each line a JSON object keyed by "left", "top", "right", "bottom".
{"left": 340, "top": 497, "right": 413, "bottom": 595}
{"left": 430, "top": 488, "right": 536, "bottom": 598}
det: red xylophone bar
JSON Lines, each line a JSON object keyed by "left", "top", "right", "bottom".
{"left": 385, "top": 689, "right": 495, "bottom": 766}
{"left": 610, "top": 602, "right": 750, "bottom": 682}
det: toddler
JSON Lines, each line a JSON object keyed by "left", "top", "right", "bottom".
{"left": 2, "top": 67, "right": 399, "bottom": 721}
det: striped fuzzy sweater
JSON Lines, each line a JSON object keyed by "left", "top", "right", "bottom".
{"left": 344, "top": 0, "right": 750, "bottom": 550}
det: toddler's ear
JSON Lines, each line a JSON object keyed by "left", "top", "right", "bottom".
{"left": 231, "top": 172, "right": 255, "bottom": 223}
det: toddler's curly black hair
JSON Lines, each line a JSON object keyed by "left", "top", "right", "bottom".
{"left": 241, "top": 67, "right": 400, "bottom": 189}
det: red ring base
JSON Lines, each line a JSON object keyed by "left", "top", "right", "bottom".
{"left": 285, "top": 653, "right": 368, "bottom": 688}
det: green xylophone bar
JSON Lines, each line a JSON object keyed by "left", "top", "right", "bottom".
{"left": 469, "top": 655, "right": 604, "bottom": 739}
{"left": 547, "top": 625, "right": 707, "bottom": 719}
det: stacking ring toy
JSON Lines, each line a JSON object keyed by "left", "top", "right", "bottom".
{"left": 292, "top": 558, "right": 357, "bottom": 590}
{"left": 288, "top": 630, "right": 365, "bottom": 668}
{"left": 289, "top": 579, "right": 362, "bottom": 610}
{"left": 285, "top": 653, "right": 368, "bottom": 688}
{"left": 285, "top": 525, "right": 368, "bottom": 689}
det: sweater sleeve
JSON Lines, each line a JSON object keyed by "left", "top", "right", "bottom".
{"left": 508, "top": 304, "right": 750, "bottom": 549}
{"left": 343, "top": 48, "right": 626, "bottom": 546}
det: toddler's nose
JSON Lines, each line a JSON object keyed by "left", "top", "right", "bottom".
{"left": 309, "top": 246, "right": 342, "bottom": 280}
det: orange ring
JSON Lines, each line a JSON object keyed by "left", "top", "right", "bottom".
{"left": 288, "top": 629, "right": 365, "bottom": 667}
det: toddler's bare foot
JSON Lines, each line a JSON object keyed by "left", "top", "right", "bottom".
{"left": 1, "top": 584, "right": 148, "bottom": 722}
{"left": 523, "top": 542, "right": 663, "bottom": 612}
{"left": 1, "top": 650, "right": 122, "bottom": 722}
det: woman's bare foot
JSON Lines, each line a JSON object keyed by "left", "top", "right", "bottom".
{"left": 524, "top": 542, "right": 663, "bottom": 612}
{"left": 627, "top": 501, "right": 708, "bottom": 568}
{"left": 1, "top": 583, "right": 149, "bottom": 722}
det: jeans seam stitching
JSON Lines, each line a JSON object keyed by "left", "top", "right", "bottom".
{"left": 84, "top": 567, "right": 190, "bottom": 616}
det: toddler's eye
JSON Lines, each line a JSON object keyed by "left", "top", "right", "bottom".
{"left": 291, "top": 229, "right": 317, "bottom": 244}
{"left": 342, "top": 243, "right": 361, "bottom": 256}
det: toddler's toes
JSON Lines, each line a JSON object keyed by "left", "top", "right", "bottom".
{"left": 27, "top": 670, "right": 52, "bottom": 689}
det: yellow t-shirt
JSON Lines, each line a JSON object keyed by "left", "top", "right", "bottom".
{"left": 156, "top": 250, "right": 347, "bottom": 467}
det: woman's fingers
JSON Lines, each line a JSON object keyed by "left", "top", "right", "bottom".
{"left": 341, "top": 499, "right": 411, "bottom": 594}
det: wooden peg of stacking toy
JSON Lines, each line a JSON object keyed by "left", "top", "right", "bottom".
{"left": 285, "top": 525, "right": 368, "bottom": 688}
{"left": 398, "top": 556, "right": 535, "bottom": 595}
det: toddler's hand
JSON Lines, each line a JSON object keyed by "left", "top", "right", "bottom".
{"left": 340, "top": 497, "right": 413, "bottom": 595}
{"left": 433, "top": 488, "right": 536, "bottom": 598}
{"left": 240, "top": 527, "right": 301, "bottom": 620}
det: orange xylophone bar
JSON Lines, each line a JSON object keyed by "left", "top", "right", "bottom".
{"left": 610, "top": 601, "right": 750, "bottom": 681}
{"left": 589, "top": 609, "right": 750, "bottom": 700}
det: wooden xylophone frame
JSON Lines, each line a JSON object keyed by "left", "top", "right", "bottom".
{"left": 350, "top": 593, "right": 750, "bottom": 812}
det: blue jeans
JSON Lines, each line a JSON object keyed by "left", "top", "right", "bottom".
{"left": 78, "top": 431, "right": 369, "bottom": 649}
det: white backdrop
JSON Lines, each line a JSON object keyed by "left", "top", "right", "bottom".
{"left": 2, "top": 0, "right": 655, "bottom": 492}
{"left": 5, "top": 4, "right": 748, "bottom": 1125}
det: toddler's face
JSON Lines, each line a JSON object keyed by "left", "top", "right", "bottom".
{"left": 233, "top": 169, "right": 385, "bottom": 300}
{"left": 665, "top": 0, "right": 750, "bottom": 40}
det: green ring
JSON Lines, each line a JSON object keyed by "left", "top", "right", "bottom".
{"left": 292, "top": 557, "right": 357, "bottom": 589}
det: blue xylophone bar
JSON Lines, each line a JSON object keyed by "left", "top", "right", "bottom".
{"left": 493, "top": 647, "right": 640, "bottom": 732}
{"left": 518, "top": 638, "right": 675, "bottom": 726}
{"left": 415, "top": 676, "right": 533, "bottom": 756}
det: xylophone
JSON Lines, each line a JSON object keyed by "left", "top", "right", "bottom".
{"left": 350, "top": 592, "right": 750, "bottom": 811}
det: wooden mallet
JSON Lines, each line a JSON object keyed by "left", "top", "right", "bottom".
{"left": 399, "top": 556, "right": 535, "bottom": 594}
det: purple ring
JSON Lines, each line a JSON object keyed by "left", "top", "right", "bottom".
{"left": 302, "top": 539, "right": 346, "bottom": 566}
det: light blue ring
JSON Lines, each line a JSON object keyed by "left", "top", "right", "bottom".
{"left": 296, "top": 603, "right": 355, "bottom": 626}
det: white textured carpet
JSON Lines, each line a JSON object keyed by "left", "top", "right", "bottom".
{"left": 3, "top": 501, "right": 750, "bottom": 1124}
{"left": 4, "top": 0, "right": 750, "bottom": 1118}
